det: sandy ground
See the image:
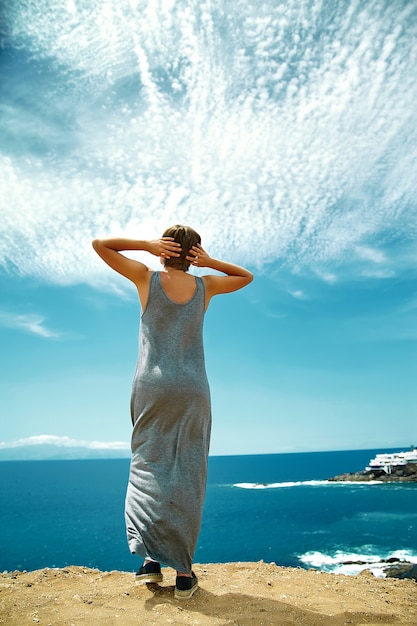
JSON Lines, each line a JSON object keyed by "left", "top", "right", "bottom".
{"left": 1, "top": 561, "right": 417, "bottom": 626}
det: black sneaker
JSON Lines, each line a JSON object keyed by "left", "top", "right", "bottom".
{"left": 135, "top": 561, "right": 163, "bottom": 584}
{"left": 174, "top": 571, "right": 198, "bottom": 600}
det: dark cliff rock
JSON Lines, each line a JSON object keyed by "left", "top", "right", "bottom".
{"left": 384, "top": 561, "right": 417, "bottom": 581}
{"left": 328, "top": 463, "right": 417, "bottom": 483}
{"left": 336, "top": 557, "right": 417, "bottom": 581}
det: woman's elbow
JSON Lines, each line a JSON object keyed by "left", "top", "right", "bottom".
{"left": 245, "top": 271, "right": 254, "bottom": 285}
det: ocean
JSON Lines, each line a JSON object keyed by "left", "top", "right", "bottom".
{"left": 1, "top": 449, "right": 416, "bottom": 577}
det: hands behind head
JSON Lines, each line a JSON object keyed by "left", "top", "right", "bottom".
{"left": 148, "top": 237, "right": 181, "bottom": 258}
{"left": 148, "top": 238, "right": 209, "bottom": 266}
{"left": 186, "top": 244, "right": 210, "bottom": 267}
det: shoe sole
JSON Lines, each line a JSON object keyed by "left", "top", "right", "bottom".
{"left": 174, "top": 582, "right": 198, "bottom": 600}
{"left": 135, "top": 573, "right": 163, "bottom": 585}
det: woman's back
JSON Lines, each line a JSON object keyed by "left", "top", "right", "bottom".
{"left": 135, "top": 271, "right": 207, "bottom": 390}
{"left": 158, "top": 269, "right": 198, "bottom": 304}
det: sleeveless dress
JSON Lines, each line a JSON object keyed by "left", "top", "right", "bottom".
{"left": 125, "top": 271, "right": 212, "bottom": 573}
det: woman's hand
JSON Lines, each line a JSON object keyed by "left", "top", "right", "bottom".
{"left": 187, "top": 244, "right": 211, "bottom": 267}
{"left": 186, "top": 244, "right": 253, "bottom": 306}
{"left": 147, "top": 237, "right": 181, "bottom": 258}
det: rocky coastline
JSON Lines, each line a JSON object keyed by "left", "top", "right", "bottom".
{"left": 328, "top": 462, "right": 417, "bottom": 483}
{"left": 327, "top": 460, "right": 417, "bottom": 582}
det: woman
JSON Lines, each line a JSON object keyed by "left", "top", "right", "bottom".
{"left": 92, "top": 225, "right": 253, "bottom": 599}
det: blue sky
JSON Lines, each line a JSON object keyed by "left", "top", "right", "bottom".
{"left": 1, "top": 0, "right": 416, "bottom": 457}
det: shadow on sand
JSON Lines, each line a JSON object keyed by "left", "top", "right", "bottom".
{"left": 142, "top": 582, "right": 399, "bottom": 625}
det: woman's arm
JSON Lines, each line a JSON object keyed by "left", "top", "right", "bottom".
{"left": 92, "top": 237, "right": 181, "bottom": 283}
{"left": 187, "top": 244, "right": 253, "bottom": 305}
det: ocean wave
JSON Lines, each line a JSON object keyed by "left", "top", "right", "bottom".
{"left": 232, "top": 480, "right": 382, "bottom": 489}
{"left": 234, "top": 481, "right": 329, "bottom": 489}
{"left": 298, "top": 548, "right": 417, "bottom": 577}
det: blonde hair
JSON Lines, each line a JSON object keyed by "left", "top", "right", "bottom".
{"left": 162, "top": 224, "right": 201, "bottom": 271}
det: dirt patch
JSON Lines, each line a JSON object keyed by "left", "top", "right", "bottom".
{"left": 1, "top": 561, "right": 416, "bottom": 625}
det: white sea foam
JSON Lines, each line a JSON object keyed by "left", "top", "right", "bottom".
{"left": 299, "top": 548, "right": 417, "bottom": 577}
{"left": 233, "top": 480, "right": 382, "bottom": 489}
{"left": 234, "top": 480, "right": 330, "bottom": 489}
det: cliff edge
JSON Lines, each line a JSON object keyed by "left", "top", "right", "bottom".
{"left": 1, "top": 562, "right": 417, "bottom": 625}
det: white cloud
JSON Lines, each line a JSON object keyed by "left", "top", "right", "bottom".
{"left": 0, "top": 435, "right": 130, "bottom": 450}
{"left": 289, "top": 290, "right": 305, "bottom": 300}
{"left": 355, "top": 246, "right": 387, "bottom": 264}
{"left": 361, "top": 268, "right": 395, "bottom": 279}
{"left": 0, "top": 311, "right": 59, "bottom": 338}
{"left": 314, "top": 270, "right": 337, "bottom": 284}
{"left": 1, "top": 0, "right": 416, "bottom": 284}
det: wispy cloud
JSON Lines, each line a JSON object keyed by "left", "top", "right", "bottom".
{"left": 1, "top": 0, "right": 416, "bottom": 284}
{"left": 355, "top": 246, "right": 387, "bottom": 264}
{"left": 289, "top": 290, "right": 306, "bottom": 300}
{"left": 0, "top": 435, "right": 130, "bottom": 450}
{"left": 0, "top": 311, "right": 59, "bottom": 338}
{"left": 361, "top": 268, "right": 395, "bottom": 279}
{"left": 314, "top": 270, "right": 337, "bottom": 284}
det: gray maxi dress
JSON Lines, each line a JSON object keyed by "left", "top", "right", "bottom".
{"left": 125, "top": 271, "right": 211, "bottom": 573}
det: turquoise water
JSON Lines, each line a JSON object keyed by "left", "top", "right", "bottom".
{"left": 1, "top": 450, "right": 416, "bottom": 574}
